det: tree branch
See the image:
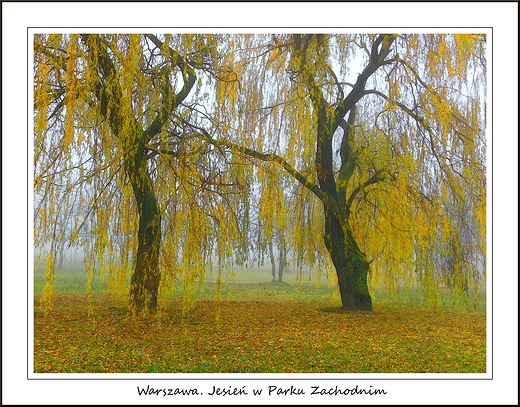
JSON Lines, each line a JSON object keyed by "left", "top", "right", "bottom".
{"left": 143, "top": 34, "right": 197, "bottom": 139}
{"left": 363, "top": 88, "right": 446, "bottom": 163}
{"left": 80, "top": 34, "right": 128, "bottom": 135}
{"left": 334, "top": 34, "right": 398, "bottom": 126}
{"left": 203, "top": 132, "right": 327, "bottom": 203}
{"left": 143, "top": 143, "right": 181, "bottom": 159}
{"left": 346, "top": 168, "right": 388, "bottom": 218}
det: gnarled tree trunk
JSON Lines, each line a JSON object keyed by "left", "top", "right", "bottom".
{"left": 125, "top": 147, "right": 162, "bottom": 315}
{"left": 324, "top": 209, "right": 373, "bottom": 311}
{"left": 79, "top": 34, "right": 196, "bottom": 316}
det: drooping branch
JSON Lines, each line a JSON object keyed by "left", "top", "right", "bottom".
{"left": 173, "top": 118, "right": 339, "bottom": 223}
{"left": 396, "top": 56, "right": 481, "bottom": 139}
{"left": 34, "top": 40, "right": 69, "bottom": 72}
{"left": 80, "top": 34, "right": 131, "bottom": 136}
{"left": 363, "top": 88, "right": 446, "bottom": 164}
{"left": 346, "top": 168, "right": 389, "bottom": 218}
{"left": 176, "top": 122, "right": 366, "bottom": 257}
{"left": 325, "top": 63, "right": 345, "bottom": 101}
{"left": 143, "top": 34, "right": 197, "bottom": 140}
{"left": 197, "top": 129, "right": 327, "bottom": 204}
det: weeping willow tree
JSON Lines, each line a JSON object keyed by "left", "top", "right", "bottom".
{"left": 34, "top": 33, "right": 486, "bottom": 314}
{"left": 34, "top": 34, "right": 255, "bottom": 316}
{"left": 202, "top": 33, "right": 487, "bottom": 310}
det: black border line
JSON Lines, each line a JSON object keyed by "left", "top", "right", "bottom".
{"left": 28, "top": 27, "right": 492, "bottom": 381}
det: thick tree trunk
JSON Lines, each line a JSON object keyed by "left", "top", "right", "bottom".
{"left": 290, "top": 34, "right": 397, "bottom": 311}
{"left": 128, "top": 196, "right": 161, "bottom": 315}
{"left": 324, "top": 209, "right": 373, "bottom": 311}
{"left": 126, "top": 151, "right": 162, "bottom": 316}
{"left": 336, "top": 247, "right": 373, "bottom": 310}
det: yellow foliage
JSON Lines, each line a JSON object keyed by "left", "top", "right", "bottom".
{"left": 33, "top": 34, "right": 486, "bottom": 312}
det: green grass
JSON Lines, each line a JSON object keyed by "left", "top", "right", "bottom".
{"left": 33, "top": 263, "right": 487, "bottom": 374}
{"left": 34, "top": 262, "right": 486, "bottom": 311}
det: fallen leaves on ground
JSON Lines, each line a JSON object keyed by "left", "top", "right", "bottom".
{"left": 33, "top": 293, "right": 486, "bottom": 373}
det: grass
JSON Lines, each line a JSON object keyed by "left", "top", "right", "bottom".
{"left": 33, "top": 263, "right": 486, "bottom": 373}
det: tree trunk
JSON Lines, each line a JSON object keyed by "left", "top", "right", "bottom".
{"left": 289, "top": 34, "right": 398, "bottom": 311}
{"left": 57, "top": 236, "right": 66, "bottom": 269}
{"left": 277, "top": 231, "right": 285, "bottom": 282}
{"left": 324, "top": 209, "right": 373, "bottom": 311}
{"left": 269, "top": 238, "right": 276, "bottom": 282}
{"left": 278, "top": 250, "right": 284, "bottom": 282}
{"left": 126, "top": 151, "right": 162, "bottom": 316}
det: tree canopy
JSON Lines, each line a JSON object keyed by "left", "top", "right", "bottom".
{"left": 34, "top": 33, "right": 486, "bottom": 314}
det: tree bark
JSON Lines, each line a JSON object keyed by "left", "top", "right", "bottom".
{"left": 125, "top": 149, "right": 162, "bottom": 315}
{"left": 277, "top": 230, "right": 285, "bottom": 282}
{"left": 324, "top": 209, "right": 373, "bottom": 311}
{"left": 269, "top": 238, "right": 276, "bottom": 282}
{"left": 278, "top": 247, "right": 284, "bottom": 282}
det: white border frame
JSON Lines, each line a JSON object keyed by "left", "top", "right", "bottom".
{"left": 3, "top": 2, "right": 518, "bottom": 405}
